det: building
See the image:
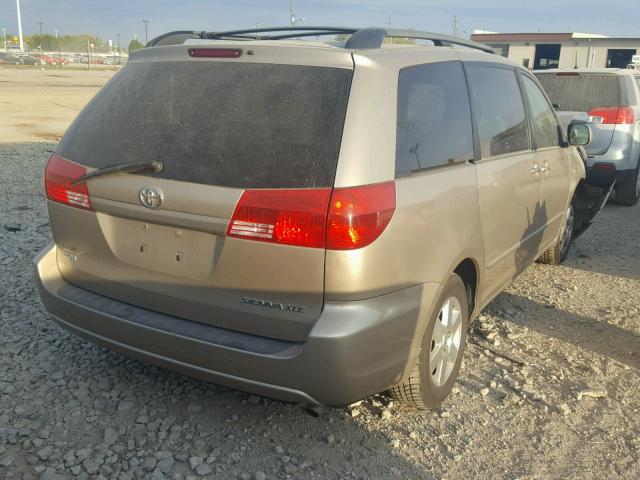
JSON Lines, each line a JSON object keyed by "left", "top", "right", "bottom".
{"left": 470, "top": 32, "right": 640, "bottom": 70}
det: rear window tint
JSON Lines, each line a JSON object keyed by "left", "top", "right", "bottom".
{"left": 56, "top": 62, "right": 353, "bottom": 189}
{"left": 466, "top": 65, "right": 530, "bottom": 158}
{"left": 534, "top": 73, "right": 621, "bottom": 112}
{"left": 396, "top": 61, "right": 474, "bottom": 174}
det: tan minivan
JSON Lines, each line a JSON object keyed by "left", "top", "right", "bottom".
{"left": 35, "top": 27, "right": 593, "bottom": 409}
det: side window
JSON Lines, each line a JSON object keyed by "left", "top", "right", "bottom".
{"left": 636, "top": 77, "right": 640, "bottom": 92}
{"left": 466, "top": 64, "right": 530, "bottom": 158}
{"left": 521, "top": 75, "right": 561, "bottom": 148}
{"left": 396, "top": 61, "right": 474, "bottom": 174}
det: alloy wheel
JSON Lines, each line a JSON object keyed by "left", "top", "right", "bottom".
{"left": 430, "top": 297, "right": 463, "bottom": 386}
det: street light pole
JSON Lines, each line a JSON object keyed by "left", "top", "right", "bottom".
{"left": 289, "top": 1, "right": 304, "bottom": 26}
{"left": 142, "top": 19, "right": 150, "bottom": 44}
{"left": 54, "top": 29, "right": 60, "bottom": 62}
{"left": 113, "top": 32, "right": 120, "bottom": 70}
{"left": 15, "top": 0, "right": 24, "bottom": 51}
{"left": 37, "top": 20, "right": 44, "bottom": 54}
{"left": 2, "top": 28, "right": 6, "bottom": 51}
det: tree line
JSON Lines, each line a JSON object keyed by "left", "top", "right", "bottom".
{"left": 3, "top": 33, "right": 144, "bottom": 53}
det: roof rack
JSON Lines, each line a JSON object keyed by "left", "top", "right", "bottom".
{"left": 146, "top": 26, "right": 495, "bottom": 54}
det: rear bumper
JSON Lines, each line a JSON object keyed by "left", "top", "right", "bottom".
{"left": 35, "top": 244, "right": 438, "bottom": 406}
{"left": 586, "top": 165, "right": 635, "bottom": 188}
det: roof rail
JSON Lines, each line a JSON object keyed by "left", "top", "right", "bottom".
{"left": 148, "top": 26, "right": 495, "bottom": 54}
{"left": 147, "top": 30, "right": 202, "bottom": 47}
{"left": 205, "top": 26, "right": 358, "bottom": 41}
{"left": 381, "top": 29, "right": 495, "bottom": 54}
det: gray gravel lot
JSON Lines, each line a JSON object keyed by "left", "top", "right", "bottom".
{"left": 1, "top": 86, "right": 639, "bottom": 478}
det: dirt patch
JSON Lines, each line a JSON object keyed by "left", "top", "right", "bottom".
{"left": 0, "top": 67, "right": 114, "bottom": 144}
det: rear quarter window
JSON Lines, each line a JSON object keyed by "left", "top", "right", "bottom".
{"left": 395, "top": 61, "right": 474, "bottom": 174}
{"left": 56, "top": 62, "right": 353, "bottom": 189}
{"left": 535, "top": 73, "right": 621, "bottom": 111}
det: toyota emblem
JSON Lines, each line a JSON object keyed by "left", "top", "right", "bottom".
{"left": 139, "top": 187, "right": 163, "bottom": 209}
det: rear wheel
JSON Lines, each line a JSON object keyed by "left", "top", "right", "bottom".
{"left": 538, "top": 203, "right": 574, "bottom": 265}
{"left": 390, "top": 274, "right": 468, "bottom": 409}
{"left": 615, "top": 164, "right": 640, "bottom": 206}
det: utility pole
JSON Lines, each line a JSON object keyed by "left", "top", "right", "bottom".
{"left": 37, "top": 20, "right": 44, "bottom": 54}
{"left": 142, "top": 19, "right": 150, "bottom": 44}
{"left": 2, "top": 28, "right": 6, "bottom": 51}
{"left": 54, "top": 28, "right": 58, "bottom": 38}
{"left": 16, "top": 0, "right": 24, "bottom": 51}
{"left": 452, "top": 16, "right": 459, "bottom": 38}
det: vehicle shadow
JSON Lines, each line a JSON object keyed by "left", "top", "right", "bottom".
{"left": 564, "top": 201, "right": 640, "bottom": 281}
{"left": 492, "top": 291, "right": 640, "bottom": 370}
{"left": 39, "top": 323, "right": 441, "bottom": 480}
{"left": 514, "top": 201, "right": 548, "bottom": 276}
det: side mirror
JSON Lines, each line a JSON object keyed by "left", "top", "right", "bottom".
{"left": 568, "top": 123, "right": 591, "bottom": 146}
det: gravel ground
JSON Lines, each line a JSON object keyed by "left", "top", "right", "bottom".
{"left": 1, "top": 143, "right": 638, "bottom": 480}
{"left": 0, "top": 68, "right": 639, "bottom": 480}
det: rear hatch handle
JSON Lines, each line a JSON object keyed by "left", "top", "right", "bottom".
{"left": 72, "top": 160, "right": 163, "bottom": 184}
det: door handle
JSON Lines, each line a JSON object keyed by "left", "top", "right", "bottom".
{"left": 530, "top": 164, "right": 540, "bottom": 174}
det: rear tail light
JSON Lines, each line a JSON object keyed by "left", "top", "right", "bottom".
{"left": 227, "top": 188, "right": 332, "bottom": 248}
{"left": 593, "top": 162, "right": 615, "bottom": 171}
{"left": 587, "top": 106, "right": 635, "bottom": 125}
{"left": 326, "top": 181, "right": 396, "bottom": 250}
{"left": 227, "top": 181, "right": 396, "bottom": 250}
{"left": 44, "top": 154, "right": 93, "bottom": 210}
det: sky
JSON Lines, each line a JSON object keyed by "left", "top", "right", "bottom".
{"left": 2, "top": 0, "right": 640, "bottom": 45}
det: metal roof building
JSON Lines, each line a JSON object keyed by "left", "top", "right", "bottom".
{"left": 470, "top": 32, "right": 640, "bottom": 70}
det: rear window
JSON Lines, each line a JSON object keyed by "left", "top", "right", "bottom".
{"left": 534, "top": 73, "right": 621, "bottom": 112}
{"left": 56, "top": 62, "right": 353, "bottom": 189}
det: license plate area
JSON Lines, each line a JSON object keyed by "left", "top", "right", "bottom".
{"left": 96, "top": 213, "right": 217, "bottom": 280}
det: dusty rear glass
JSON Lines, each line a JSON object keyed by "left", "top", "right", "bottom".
{"left": 534, "top": 73, "right": 621, "bottom": 112}
{"left": 56, "top": 61, "right": 353, "bottom": 189}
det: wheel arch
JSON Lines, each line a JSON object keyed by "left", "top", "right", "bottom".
{"left": 453, "top": 258, "right": 479, "bottom": 320}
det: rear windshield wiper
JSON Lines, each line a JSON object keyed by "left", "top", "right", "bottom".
{"left": 72, "top": 160, "right": 163, "bottom": 184}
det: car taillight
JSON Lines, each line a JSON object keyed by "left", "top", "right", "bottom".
{"left": 227, "top": 181, "right": 396, "bottom": 250}
{"left": 44, "top": 154, "right": 93, "bottom": 210}
{"left": 326, "top": 181, "right": 396, "bottom": 250}
{"left": 587, "top": 106, "right": 635, "bottom": 125}
{"left": 227, "top": 188, "right": 332, "bottom": 248}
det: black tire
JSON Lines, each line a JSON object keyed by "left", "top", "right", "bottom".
{"left": 389, "top": 273, "right": 468, "bottom": 409}
{"left": 614, "top": 164, "right": 640, "bottom": 206}
{"left": 538, "top": 202, "right": 574, "bottom": 265}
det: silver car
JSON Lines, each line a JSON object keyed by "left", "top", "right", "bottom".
{"left": 536, "top": 68, "right": 640, "bottom": 205}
